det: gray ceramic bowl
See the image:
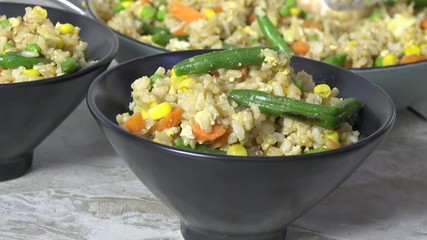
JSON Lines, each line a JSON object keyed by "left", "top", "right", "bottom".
{"left": 85, "top": 0, "right": 427, "bottom": 111}
{"left": 0, "top": 3, "right": 118, "bottom": 181}
{"left": 87, "top": 50, "right": 395, "bottom": 240}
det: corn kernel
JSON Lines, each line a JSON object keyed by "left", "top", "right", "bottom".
{"left": 289, "top": 7, "right": 301, "bottom": 17}
{"left": 148, "top": 102, "right": 173, "bottom": 120}
{"left": 170, "top": 68, "right": 187, "bottom": 84}
{"left": 149, "top": 101, "right": 159, "bottom": 108}
{"left": 122, "top": 1, "right": 131, "bottom": 8}
{"left": 22, "top": 69, "right": 41, "bottom": 77}
{"left": 177, "top": 77, "right": 195, "bottom": 92}
{"left": 404, "top": 44, "right": 421, "bottom": 57}
{"left": 135, "top": 106, "right": 149, "bottom": 119}
{"left": 382, "top": 53, "right": 397, "bottom": 66}
{"left": 57, "top": 23, "right": 75, "bottom": 34}
{"left": 324, "top": 131, "right": 339, "bottom": 142}
{"left": 314, "top": 84, "right": 332, "bottom": 98}
{"left": 227, "top": 144, "right": 248, "bottom": 156}
{"left": 33, "top": 6, "right": 48, "bottom": 19}
{"left": 202, "top": 8, "right": 216, "bottom": 19}
{"left": 349, "top": 40, "right": 359, "bottom": 47}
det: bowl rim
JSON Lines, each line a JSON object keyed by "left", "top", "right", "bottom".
{"left": 87, "top": 51, "right": 396, "bottom": 162}
{"left": 0, "top": 2, "right": 119, "bottom": 89}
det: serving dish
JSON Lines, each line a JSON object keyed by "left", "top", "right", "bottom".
{"left": 87, "top": 50, "right": 395, "bottom": 240}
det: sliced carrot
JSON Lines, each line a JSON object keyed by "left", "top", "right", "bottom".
{"left": 172, "top": 25, "right": 187, "bottom": 36}
{"left": 151, "top": 107, "right": 184, "bottom": 132}
{"left": 291, "top": 41, "right": 310, "bottom": 55}
{"left": 240, "top": 67, "right": 248, "bottom": 78}
{"left": 212, "top": 6, "right": 223, "bottom": 13}
{"left": 124, "top": 113, "right": 145, "bottom": 133}
{"left": 169, "top": 0, "right": 204, "bottom": 23}
{"left": 303, "top": 20, "right": 323, "bottom": 30}
{"left": 400, "top": 55, "right": 426, "bottom": 64}
{"left": 211, "top": 128, "right": 231, "bottom": 148}
{"left": 247, "top": 11, "right": 256, "bottom": 24}
{"left": 193, "top": 122, "right": 226, "bottom": 142}
{"left": 210, "top": 71, "right": 220, "bottom": 78}
{"left": 421, "top": 18, "right": 427, "bottom": 29}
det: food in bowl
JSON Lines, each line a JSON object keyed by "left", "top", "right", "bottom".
{"left": 93, "top": 0, "right": 427, "bottom": 68}
{"left": 116, "top": 48, "right": 363, "bottom": 156}
{"left": 0, "top": 6, "right": 94, "bottom": 83}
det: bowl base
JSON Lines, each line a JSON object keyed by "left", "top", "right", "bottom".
{"left": 181, "top": 224, "right": 287, "bottom": 240}
{"left": 0, "top": 153, "right": 33, "bottom": 182}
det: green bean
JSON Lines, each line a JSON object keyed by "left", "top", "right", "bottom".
{"left": 256, "top": 13, "right": 293, "bottom": 54}
{"left": 323, "top": 54, "right": 347, "bottom": 66}
{"left": 175, "top": 137, "right": 226, "bottom": 155}
{"left": 173, "top": 47, "right": 274, "bottom": 76}
{"left": 61, "top": 57, "right": 80, "bottom": 74}
{"left": 151, "top": 32, "right": 188, "bottom": 46}
{"left": 0, "top": 52, "right": 50, "bottom": 69}
{"left": 142, "top": 23, "right": 169, "bottom": 35}
{"left": 227, "top": 89, "right": 363, "bottom": 129}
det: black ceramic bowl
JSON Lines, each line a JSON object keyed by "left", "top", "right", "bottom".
{"left": 0, "top": 3, "right": 118, "bottom": 181}
{"left": 87, "top": 50, "right": 395, "bottom": 240}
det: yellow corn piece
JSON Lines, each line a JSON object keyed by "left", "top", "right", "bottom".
{"left": 22, "top": 69, "right": 41, "bottom": 77}
{"left": 122, "top": 1, "right": 132, "bottom": 8}
{"left": 404, "top": 45, "right": 421, "bottom": 57}
{"left": 135, "top": 106, "right": 149, "bottom": 119}
{"left": 170, "top": 68, "right": 188, "bottom": 84}
{"left": 349, "top": 41, "right": 359, "bottom": 47}
{"left": 177, "top": 77, "right": 195, "bottom": 92}
{"left": 57, "top": 23, "right": 75, "bottom": 34}
{"left": 227, "top": 144, "right": 248, "bottom": 156}
{"left": 382, "top": 53, "right": 397, "bottom": 66}
{"left": 202, "top": 9, "right": 216, "bottom": 19}
{"left": 149, "top": 101, "right": 158, "bottom": 108}
{"left": 324, "top": 131, "right": 339, "bottom": 142}
{"left": 290, "top": 7, "right": 301, "bottom": 17}
{"left": 33, "top": 6, "right": 48, "bottom": 19}
{"left": 314, "top": 84, "right": 332, "bottom": 98}
{"left": 148, "top": 102, "right": 173, "bottom": 120}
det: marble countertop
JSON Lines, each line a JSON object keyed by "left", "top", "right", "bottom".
{"left": 2, "top": 103, "right": 427, "bottom": 240}
{"left": 2, "top": 1, "right": 427, "bottom": 239}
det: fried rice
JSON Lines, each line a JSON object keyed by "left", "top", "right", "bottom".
{"left": 116, "top": 49, "right": 361, "bottom": 157}
{"left": 0, "top": 6, "right": 93, "bottom": 83}
{"left": 93, "top": 0, "right": 427, "bottom": 68}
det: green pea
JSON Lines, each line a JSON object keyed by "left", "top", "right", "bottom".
{"left": 141, "top": 6, "right": 156, "bottom": 20}
{"left": 279, "top": 5, "right": 291, "bottom": 16}
{"left": 1, "top": 19, "right": 10, "bottom": 28}
{"left": 113, "top": 4, "right": 125, "bottom": 13}
{"left": 26, "top": 43, "right": 42, "bottom": 53}
{"left": 3, "top": 43, "right": 15, "bottom": 51}
{"left": 375, "top": 56, "right": 383, "bottom": 67}
{"left": 156, "top": 4, "right": 167, "bottom": 21}
{"left": 61, "top": 57, "right": 81, "bottom": 74}
{"left": 286, "top": 0, "right": 298, "bottom": 7}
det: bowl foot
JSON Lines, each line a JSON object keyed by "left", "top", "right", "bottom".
{"left": 0, "top": 153, "right": 33, "bottom": 182}
{"left": 181, "top": 224, "right": 287, "bottom": 240}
